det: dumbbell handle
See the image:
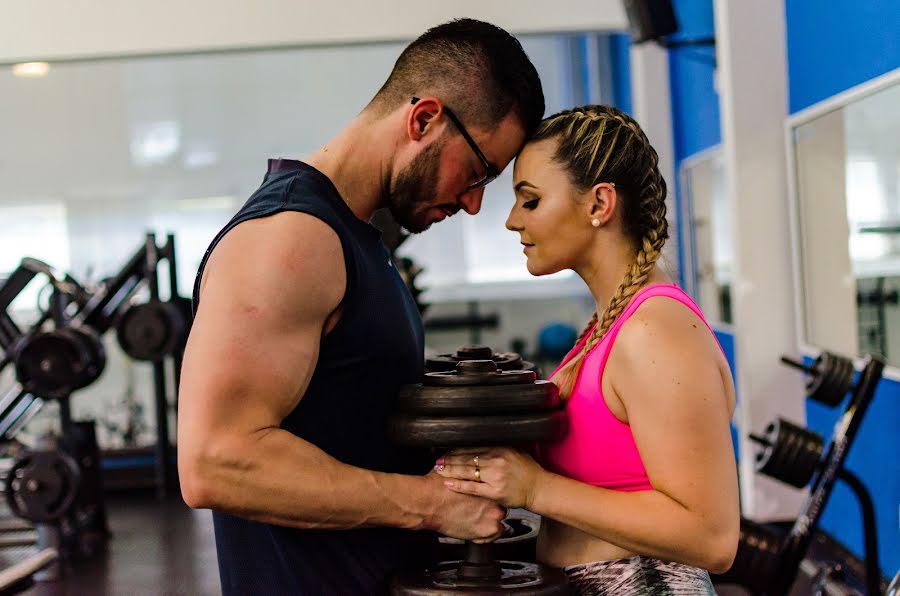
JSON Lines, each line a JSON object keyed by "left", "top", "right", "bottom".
{"left": 780, "top": 356, "right": 818, "bottom": 377}
{"left": 748, "top": 433, "right": 772, "bottom": 447}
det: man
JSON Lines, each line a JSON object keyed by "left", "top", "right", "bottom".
{"left": 178, "top": 18, "right": 545, "bottom": 594}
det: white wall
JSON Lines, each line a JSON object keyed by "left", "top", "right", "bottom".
{"left": 0, "top": 0, "right": 627, "bottom": 63}
{"left": 714, "top": 0, "right": 808, "bottom": 518}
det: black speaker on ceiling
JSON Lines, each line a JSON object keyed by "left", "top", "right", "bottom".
{"left": 623, "top": 0, "right": 679, "bottom": 44}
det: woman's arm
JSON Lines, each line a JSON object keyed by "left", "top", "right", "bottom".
{"left": 437, "top": 298, "right": 739, "bottom": 572}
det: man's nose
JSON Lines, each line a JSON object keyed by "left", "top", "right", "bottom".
{"left": 459, "top": 187, "right": 485, "bottom": 215}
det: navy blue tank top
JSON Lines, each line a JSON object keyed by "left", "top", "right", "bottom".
{"left": 193, "top": 159, "right": 437, "bottom": 595}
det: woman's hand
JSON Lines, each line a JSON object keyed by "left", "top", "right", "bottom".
{"left": 433, "top": 447, "right": 546, "bottom": 509}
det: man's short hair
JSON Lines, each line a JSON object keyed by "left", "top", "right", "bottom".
{"left": 370, "top": 19, "right": 545, "bottom": 137}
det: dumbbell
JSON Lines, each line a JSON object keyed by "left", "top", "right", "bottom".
{"left": 389, "top": 359, "right": 570, "bottom": 595}
{"left": 780, "top": 351, "right": 855, "bottom": 407}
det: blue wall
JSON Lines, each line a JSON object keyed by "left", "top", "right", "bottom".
{"left": 667, "top": 0, "right": 900, "bottom": 578}
{"left": 785, "top": 0, "right": 900, "bottom": 577}
{"left": 667, "top": 0, "right": 720, "bottom": 286}
{"left": 786, "top": 0, "right": 900, "bottom": 113}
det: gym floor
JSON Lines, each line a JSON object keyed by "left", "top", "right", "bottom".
{"left": 0, "top": 491, "right": 872, "bottom": 596}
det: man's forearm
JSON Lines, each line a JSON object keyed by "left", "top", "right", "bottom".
{"left": 181, "top": 426, "right": 433, "bottom": 531}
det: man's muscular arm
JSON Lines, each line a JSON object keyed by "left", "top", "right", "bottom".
{"left": 177, "top": 212, "right": 503, "bottom": 539}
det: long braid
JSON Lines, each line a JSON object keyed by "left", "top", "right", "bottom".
{"left": 541, "top": 106, "right": 669, "bottom": 401}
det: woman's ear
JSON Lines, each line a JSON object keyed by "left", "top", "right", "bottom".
{"left": 587, "top": 182, "right": 618, "bottom": 226}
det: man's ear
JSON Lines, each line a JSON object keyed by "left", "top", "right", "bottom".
{"left": 407, "top": 97, "right": 442, "bottom": 141}
{"left": 587, "top": 182, "right": 618, "bottom": 225}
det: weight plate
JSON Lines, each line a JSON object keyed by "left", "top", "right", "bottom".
{"left": 69, "top": 326, "right": 106, "bottom": 389}
{"left": 712, "top": 520, "right": 784, "bottom": 593}
{"left": 755, "top": 418, "right": 823, "bottom": 488}
{"left": 5, "top": 450, "right": 81, "bottom": 523}
{"left": 439, "top": 511, "right": 540, "bottom": 563}
{"left": 426, "top": 346, "right": 529, "bottom": 373}
{"left": 807, "top": 352, "right": 854, "bottom": 406}
{"left": 389, "top": 410, "right": 567, "bottom": 447}
{"left": 391, "top": 560, "right": 569, "bottom": 595}
{"left": 424, "top": 366, "right": 538, "bottom": 387}
{"left": 14, "top": 330, "right": 83, "bottom": 399}
{"left": 397, "top": 381, "right": 560, "bottom": 415}
{"left": 116, "top": 300, "right": 186, "bottom": 361}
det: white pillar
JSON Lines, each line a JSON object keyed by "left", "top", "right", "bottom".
{"left": 630, "top": 43, "right": 679, "bottom": 275}
{"left": 714, "top": 0, "right": 808, "bottom": 519}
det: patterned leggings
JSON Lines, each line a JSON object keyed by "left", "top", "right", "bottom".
{"left": 563, "top": 556, "right": 717, "bottom": 595}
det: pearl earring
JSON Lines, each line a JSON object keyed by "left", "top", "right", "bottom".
{"left": 591, "top": 218, "right": 601, "bottom": 227}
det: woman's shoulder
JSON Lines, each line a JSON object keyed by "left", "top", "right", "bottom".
{"left": 610, "top": 290, "right": 722, "bottom": 374}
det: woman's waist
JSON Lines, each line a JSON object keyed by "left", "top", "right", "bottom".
{"left": 536, "top": 517, "right": 636, "bottom": 568}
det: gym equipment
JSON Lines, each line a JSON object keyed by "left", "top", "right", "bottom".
{"left": 780, "top": 351, "right": 855, "bottom": 407}
{"left": 390, "top": 359, "right": 570, "bottom": 595}
{"left": 425, "top": 344, "right": 538, "bottom": 375}
{"left": 749, "top": 418, "right": 824, "bottom": 489}
{"left": 12, "top": 327, "right": 106, "bottom": 399}
{"left": 5, "top": 446, "right": 80, "bottom": 524}
{"left": 0, "top": 233, "right": 189, "bottom": 499}
{"left": 439, "top": 510, "right": 540, "bottom": 564}
{"left": 537, "top": 323, "right": 578, "bottom": 361}
{"left": 714, "top": 352, "right": 885, "bottom": 596}
{"left": 0, "top": 548, "right": 59, "bottom": 595}
{"left": 116, "top": 298, "right": 188, "bottom": 362}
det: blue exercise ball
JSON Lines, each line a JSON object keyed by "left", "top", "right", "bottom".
{"left": 537, "top": 322, "right": 578, "bottom": 360}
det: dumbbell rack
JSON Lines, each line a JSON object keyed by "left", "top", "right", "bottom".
{"left": 0, "top": 233, "right": 187, "bottom": 498}
{"left": 720, "top": 353, "right": 885, "bottom": 595}
{"left": 73, "top": 232, "right": 187, "bottom": 499}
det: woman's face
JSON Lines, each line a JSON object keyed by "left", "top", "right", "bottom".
{"left": 506, "top": 139, "right": 595, "bottom": 276}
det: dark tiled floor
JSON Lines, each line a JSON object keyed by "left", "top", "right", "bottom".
{"left": 0, "top": 492, "right": 874, "bottom": 595}
{"left": 15, "top": 494, "right": 220, "bottom": 596}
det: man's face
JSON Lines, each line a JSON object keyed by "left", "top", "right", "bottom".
{"left": 388, "top": 110, "right": 526, "bottom": 233}
{"left": 387, "top": 141, "right": 444, "bottom": 233}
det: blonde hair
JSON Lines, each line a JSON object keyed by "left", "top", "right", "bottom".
{"left": 535, "top": 106, "right": 669, "bottom": 400}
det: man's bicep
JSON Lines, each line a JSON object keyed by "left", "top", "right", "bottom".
{"left": 180, "top": 214, "right": 346, "bottom": 436}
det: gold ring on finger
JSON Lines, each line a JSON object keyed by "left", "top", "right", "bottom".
{"left": 474, "top": 466, "right": 481, "bottom": 482}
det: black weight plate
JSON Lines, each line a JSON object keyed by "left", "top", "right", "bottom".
{"left": 69, "top": 326, "right": 106, "bottom": 389}
{"left": 711, "top": 520, "right": 783, "bottom": 593}
{"left": 389, "top": 410, "right": 567, "bottom": 447}
{"left": 455, "top": 345, "right": 495, "bottom": 360}
{"left": 13, "top": 331, "right": 83, "bottom": 399}
{"left": 116, "top": 300, "right": 186, "bottom": 361}
{"left": 425, "top": 369, "right": 538, "bottom": 387}
{"left": 439, "top": 511, "right": 540, "bottom": 563}
{"left": 397, "top": 381, "right": 560, "bottom": 415}
{"left": 5, "top": 450, "right": 81, "bottom": 523}
{"left": 755, "top": 418, "right": 823, "bottom": 488}
{"left": 425, "top": 349, "right": 526, "bottom": 373}
{"left": 808, "top": 352, "right": 854, "bottom": 406}
{"left": 391, "top": 560, "right": 570, "bottom": 595}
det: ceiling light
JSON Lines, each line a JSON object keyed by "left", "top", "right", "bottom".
{"left": 12, "top": 62, "right": 50, "bottom": 78}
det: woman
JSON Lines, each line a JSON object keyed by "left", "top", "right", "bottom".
{"left": 435, "top": 105, "right": 739, "bottom": 594}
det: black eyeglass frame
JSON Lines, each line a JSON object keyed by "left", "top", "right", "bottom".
{"left": 411, "top": 96, "right": 500, "bottom": 190}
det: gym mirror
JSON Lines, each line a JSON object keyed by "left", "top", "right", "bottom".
{"left": 789, "top": 69, "right": 900, "bottom": 368}
{"left": 680, "top": 147, "right": 733, "bottom": 326}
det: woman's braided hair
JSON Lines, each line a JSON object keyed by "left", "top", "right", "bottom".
{"left": 535, "top": 105, "right": 669, "bottom": 400}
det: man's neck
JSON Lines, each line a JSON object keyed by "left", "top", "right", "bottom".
{"left": 304, "top": 113, "right": 397, "bottom": 222}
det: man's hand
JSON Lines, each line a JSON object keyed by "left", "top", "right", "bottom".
{"left": 422, "top": 471, "right": 506, "bottom": 542}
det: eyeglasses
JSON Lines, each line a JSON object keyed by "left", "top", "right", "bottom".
{"left": 411, "top": 97, "right": 499, "bottom": 190}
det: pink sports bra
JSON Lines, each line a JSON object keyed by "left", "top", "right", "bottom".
{"left": 536, "top": 284, "right": 721, "bottom": 492}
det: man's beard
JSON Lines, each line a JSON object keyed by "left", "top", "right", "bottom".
{"left": 387, "top": 141, "right": 443, "bottom": 234}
